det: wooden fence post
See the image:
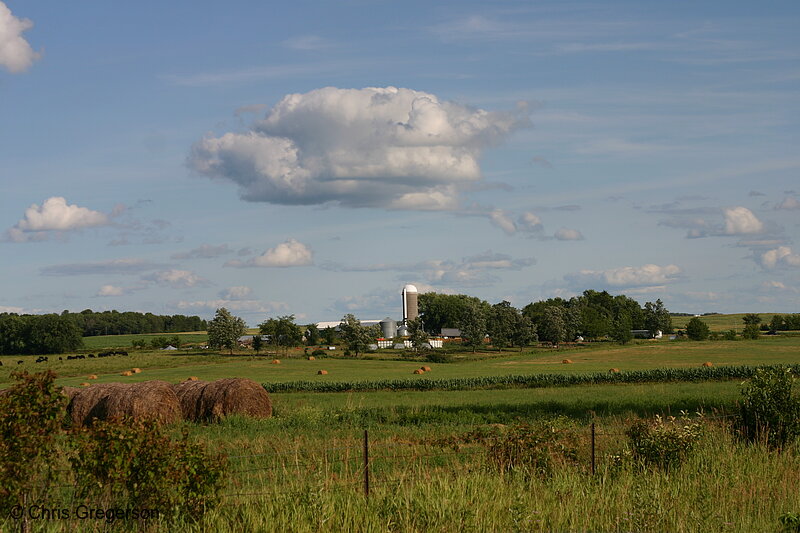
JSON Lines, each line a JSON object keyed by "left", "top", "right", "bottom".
{"left": 363, "top": 429, "right": 370, "bottom": 497}
{"left": 591, "top": 422, "right": 596, "bottom": 476}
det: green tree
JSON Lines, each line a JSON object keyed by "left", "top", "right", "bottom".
{"left": 418, "top": 292, "right": 491, "bottom": 334}
{"left": 511, "top": 316, "right": 538, "bottom": 351}
{"left": 643, "top": 299, "right": 672, "bottom": 336}
{"left": 742, "top": 314, "right": 762, "bottom": 340}
{"left": 685, "top": 317, "right": 710, "bottom": 341}
{"left": 458, "top": 301, "right": 487, "bottom": 353}
{"left": 488, "top": 301, "right": 519, "bottom": 351}
{"left": 321, "top": 326, "right": 337, "bottom": 345}
{"left": 305, "top": 323, "right": 320, "bottom": 346}
{"left": 742, "top": 313, "right": 762, "bottom": 326}
{"left": 539, "top": 306, "right": 567, "bottom": 347}
{"left": 260, "top": 315, "right": 303, "bottom": 355}
{"left": 207, "top": 308, "right": 247, "bottom": 354}
{"left": 611, "top": 311, "right": 633, "bottom": 344}
{"left": 406, "top": 317, "right": 429, "bottom": 353}
{"left": 251, "top": 334, "right": 264, "bottom": 354}
{"left": 768, "top": 315, "right": 784, "bottom": 334}
{"left": 27, "top": 314, "right": 84, "bottom": 354}
{"left": 338, "top": 314, "right": 376, "bottom": 357}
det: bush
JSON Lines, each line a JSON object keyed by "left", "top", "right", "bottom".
{"left": 625, "top": 413, "right": 704, "bottom": 470}
{"left": 686, "top": 317, "right": 710, "bottom": 341}
{"left": 742, "top": 323, "right": 761, "bottom": 340}
{"left": 0, "top": 371, "right": 67, "bottom": 515}
{"left": 723, "top": 329, "right": 737, "bottom": 341}
{"left": 71, "top": 419, "right": 226, "bottom": 521}
{"left": 738, "top": 367, "right": 800, "bottom": 448}
{"left": 311, "top": 348, "right": 326, "bottom": 357}
{"left": 426, "top": 351, "right": 455, "bottom": 363}
{"left": 485, "top": 422, "right": 578, "bottom": 478}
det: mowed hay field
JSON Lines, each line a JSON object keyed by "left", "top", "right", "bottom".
{"left": 2, "top": 334, "right": 794, "bottom": 389}
{"left": 670, "top": 313, "right": 786, "bottom": 331}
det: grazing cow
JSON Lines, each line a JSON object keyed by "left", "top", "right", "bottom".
{"left": 17, "top": 361, "right": 23, "bottom": 365}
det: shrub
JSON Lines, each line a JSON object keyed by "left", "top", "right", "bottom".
{"left": 738, "top": 367, "right": 800, "bottom": 448}
{"left": 0, "top": 371, "right": 68, "bottom": 515}
{"left": 311, "top": 348, "right": 326, "bottom": 357}
{"left": 625, "top": 413, "right": 704, "bottom": 470}
{"left": 742, "top": 323, "right": 761, "bottom": 340}
{"left": 686, "top": 317, "right": 710, "bottom": 341}
{"left": 723, "top": 329, "right": 737, "bottom": 341}
{"left": 70, "top": 419, "right": 226, "bottom": 521}
{"left": 485, "top": 422, "right": 578, "bottom": 478}
{"left": 426, "top": 352, "right": 455, "bottom": 363}
{"left": 150, "top": 336, "right": 169, "bottom": 349}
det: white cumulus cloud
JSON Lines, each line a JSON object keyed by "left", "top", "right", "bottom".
{"left": 723, "top": 206, "right": 764, "bottom": 235}
{"left": 760, "top": 246, "right": 800, "bottom": 269}
{"left": 5, "top": 197, "right": 112, "bottom": 242}
{"left": 517, "top": 212, "right": 543, "bottom": 232}
{"left": 142, "top": 269, "right": 208, "bottom": 288}
{"left": 97, "top": 285, "right": 125, "bottom": 297}
{"left": 488, "top": 209, "right": 517, "bottom": 235}
{"left": 554, "top": 227, "right": 584, "bottom": 241}
{"left": 219, "top": 286, "right": 253, "bottom": 300}
{"left": 189, "top": 86, "right": 528, "bottom": 210}
{"left": 0, "top": 2, "right": 40, "bottom": 73}
{"left": 226, "top": 239, "right": 313, "bottom": 268}
{"left": 566, "top": 263, "right": 681, "bottom": 289}
{"left": 776, "top": 196, "right": 800, "bottom": 210}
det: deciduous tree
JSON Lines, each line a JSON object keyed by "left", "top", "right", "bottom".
{"left": 207, "top": 308, "right": 247, "bottom": 354}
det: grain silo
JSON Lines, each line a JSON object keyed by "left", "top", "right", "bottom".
{"left": 379, "top": 317, "right": 397, "bottom": 339}
{"left": 402, "top": 284, "right": 418, "bottom": 323}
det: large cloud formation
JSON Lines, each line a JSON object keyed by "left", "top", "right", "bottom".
{"left": 6, "top": 197, "right": 112, "bottom": 242}
{"left": 565, "top": 263, "right": 681, "bottom": 289}
{"left": 0, "top": 1, "right": 39, "bottom": 73}
{"left": 225, "top": 239, "right": 313, "bottom": 268}
{"left": 189, "top": 86, "right": 528, "bottom": 210}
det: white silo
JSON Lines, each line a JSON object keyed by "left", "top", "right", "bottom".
{"left": 402, "top": 284, "right": 418, "bottom": 323}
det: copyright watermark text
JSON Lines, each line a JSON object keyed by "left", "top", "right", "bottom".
{"left": 9, "top": 504, "right": 160, "bottom": 523}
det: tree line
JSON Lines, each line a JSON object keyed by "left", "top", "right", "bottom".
{"left": 0, "top": 309, "right": 208, "bottom": 355}
{"left": 419, "top": 289, "right": 672, "bottom": 348}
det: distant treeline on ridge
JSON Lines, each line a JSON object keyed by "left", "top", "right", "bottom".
{"left": 0, "top": 310, "right": 207, "bottom": 355}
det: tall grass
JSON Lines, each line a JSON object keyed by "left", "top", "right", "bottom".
{"left": 172, "top": 422, "right": 799, "bottom": 532}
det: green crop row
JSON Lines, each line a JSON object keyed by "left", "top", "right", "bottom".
{"left": 263, "top": 364, "right": 800, "bottom": 393}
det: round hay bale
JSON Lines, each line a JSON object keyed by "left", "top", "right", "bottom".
{"left": 317, "top": 370, "right": 328, "bottom": 375}
{"left": 413, "top": 369, "right": 424, "bottom": 374}
{"left": 104, "top": 380, "right": 181, "bottom": 425}
{"left": 120, "top": 370, "right": 133, "bottom": 377}
{"left": 308, "top": 356, "right": 315, "bottom": 361}
{"left": 68, "top": 383, "right": 124, "bottom": 426}
{"left": 702, "top": 361, "right": 713, "bottom": 368}
{"left": 172, "top": 379, "right": 209, "bottom": 421}
{"left": 194, "top": 378, "right": 272, "bottom": 422}
{"left": 609, "top": 368, "right": 620, "bottom": 374}
{"left": 186, "top": 376, "right": 199, "bottom": 381}
{"left": 562, "top": 359, "right": 573, "bottom": 364}
{"left": 61, "top": 386, "right": 81, "bottom": 401}
{"left": 131, "top": 368, "right": 142, "bottom": 374}
{"left": 421, "top": 366, "right": 432, "bottom": 372}
{"left": 271, "top": 359, "right": 281, "bottom": 365}
{"left": 88, "top": 374, "right": 97, "bottom": 380}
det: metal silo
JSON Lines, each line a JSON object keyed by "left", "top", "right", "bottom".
{"left": 379, "top": 317, "right": 397, "bottom": 339}
{"left": 402, "top": 284, "right": 418, "bottom": 323}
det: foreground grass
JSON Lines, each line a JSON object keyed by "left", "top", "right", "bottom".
{"left": 185, "top": 427, "right": 800, "bottom": 533}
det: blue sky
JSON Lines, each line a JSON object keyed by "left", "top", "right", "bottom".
{"left": 1, "top": 1, "right": 798, "bottom": 325}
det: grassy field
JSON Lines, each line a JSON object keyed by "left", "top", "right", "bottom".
{"left": 2, "top": 329, "right": 800, "bottom": 531}
{"left": 3, "top": 335, "right": 797, "bottom": 389}
{"left": 671, "top": 313, "right": 784, "bottom": 331}
{"left": 80, "top": 331, "right": 208, "bottom": 350}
